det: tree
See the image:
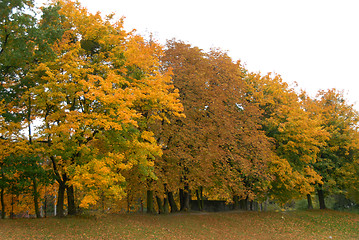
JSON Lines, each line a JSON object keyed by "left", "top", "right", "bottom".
{"left": 309, "top": 89, "right": 359, "bottom": 209}
{"left": 245, "top": 73, "right": 326, "bottom": 204}
{"left": 159, "top": 40, "right": 273, "bottom": 211}
{"left": 28, "top": 0, "right": 182, "bottom": 215}
{"left": 2, "top": 155, "right": 53, "bottom": 218}
{"left": 1, "top": 0, "right": 65, "bottom": 217}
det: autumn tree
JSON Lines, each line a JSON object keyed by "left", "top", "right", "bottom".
{"left": 0, "top": 0, "right": 37, "bottom": 217}
{"left": 307, "top": 89, "right": 359, "bottom": 209}
{"left": 159, "top": 40, "right": 273, "bottom": 211}
{"left": 27, "top": 0, "right": 183, "bottom": 216}
{"left": 245, "top": 73, "right": 327, "bottom": 204}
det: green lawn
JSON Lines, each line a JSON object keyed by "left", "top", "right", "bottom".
{"left": 0, "top": 210, "right": 358, "bottom": 239}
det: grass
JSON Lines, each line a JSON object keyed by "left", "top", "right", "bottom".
{"left": 0, "top": 210, "right": 358, "bottom": 239}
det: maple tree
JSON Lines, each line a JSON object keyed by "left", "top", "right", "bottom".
{"left": 305, "top": 89, "right": 359, "bottom": 209}
{"left": 27, "top": 0, "right": 183, "bottom": 216}
{"left": 0, "top": 0, "right": 35, "bottom": 218}
{"left": 245, "top": 73, "right": 327, "bottom": 203}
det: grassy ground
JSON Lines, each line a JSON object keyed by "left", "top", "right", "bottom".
{"left": 0, "top": 210, "right": 358, "bottom": 239}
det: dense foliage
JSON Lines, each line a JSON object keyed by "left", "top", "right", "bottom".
{"left": 1, "top": 0, "right": 358, "bottom": 218}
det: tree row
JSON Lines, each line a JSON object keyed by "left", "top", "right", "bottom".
{"left": 0, "top": 0, "right": 358, "bottom": 217}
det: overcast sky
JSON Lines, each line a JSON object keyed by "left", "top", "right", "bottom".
{"left": 36, "top": 0, "right": 359, "bottom": 108}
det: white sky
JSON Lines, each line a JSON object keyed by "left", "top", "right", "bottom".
{"left": 35, "top": 0, "right": 359, "bottom": 109}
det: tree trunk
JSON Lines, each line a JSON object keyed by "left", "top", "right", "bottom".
{"left": 317, "top": 187, "right": 326, "bottom": 209}
{"left": 156, "top": 195, "right": 164, "bottom": 214}
{"left": 196, "top": 189, "right": 202, "bottom": 211}
{"left": 163, "top": 196, "right": 169, "bottom": 214}
{"left": 240, "top": 197, "right": 249, "bottom": 211}
{"left": 32, "top": 177, "right": 40, "bottom": 218}
{"left": 233, "top": 195, "right": 239, "bottom": 210}
{"left": 126, "top": 194, "right": 131, "bottom": 213}
{"left": 27, "top": 95, "right": 32, "bottom": 144}
{"left": 1, "top": 187, "right": 5, "bottom": 219}
{"left": 44, "top": 191, "right": 47, "bottom": 218}
{"left": 57, "top": 182, "right": 66, "bottom": 217}
{"left": 10, "top": 195, "right": 14, "bottom": 219}
{"left": 167, "top": 191, "right": 178, "bottom": 213}
{"left": 307, "top": 194, "right": 313, "bottom": 209}
{"left": 181, "top": 185, "right": 191, "bottom": 212}
{"left": 147, "top": 190, "right": 154, "bottom": 214}
{"left": 263, "top": 199, "right": 268, "bottom": 212}
{"left": 199, "top": 186, "right": 204, "bottom": 210}
{"left": 179, "top": 188, "right": 184, "bottom": 211}
{"left": 250, "top": 200, "right": 253, "bottom": 211}
{"left": 67, "top": 185, "right": 76, "bottom": 215}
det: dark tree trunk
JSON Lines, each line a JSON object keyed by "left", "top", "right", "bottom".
{"left": 199, "top": 187, "right": 204, "bottom": 210}
{"left": 240, "top": 197, "right": 249, "bottom": 211}
{"left": 147, "top": 190, "right": 155, "bottom": 214}
{"left": 195, "top": 187, "right": 204, "bottom": 211}
{"left": 67, "top": 185, "right": 76, "bottom": 215}
{"left": 167, "top": 191, "right": 178, "bottom": 213}
{"left": 250, "top": 200, "right": 253, "bottom": 211}
{"left": 163, "top": 196, "right": 169, "bottom": 214}
{"left": 32, "top": 177, "right": 40, "bottom": 218}
{"left": 233, "top": 195, "right": 239, "bottom": 210}
{"left": 57, "top": 182, "right": 66, "bottom": 217}
{"left": 307, "top": 194, "right": 313, "bottom": 209}
{"left": 179, "top": 188, "right": 184, "bottom": 211}
{"left": 156, "top": 196, "right": 164, "bottom": 214}
{"left": 1, "top": 187, "right": 5, "bottom": 219}
{"left": 182, "top": 185, "right": 191, "bottom": 212}
{"left": 44, "top": 191, "right": 47, "bottom": 218}
{"left": 317, "top": 187, "right": 326, "bottom": 209}
{"left": 196, "top": 189, "right": 202, "bottom": 211}
{"left": 28, "top": 95, "right": 32, "bottom": 144}
{"left": 126, "top": 194, "right": 131, "bottom": 213}
{"left": 10, "top": 194, "right": 14, "bottom": 219}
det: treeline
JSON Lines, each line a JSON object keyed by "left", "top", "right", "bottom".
{"left": 0, "top": 0, "right": 358, "bottom": 218}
